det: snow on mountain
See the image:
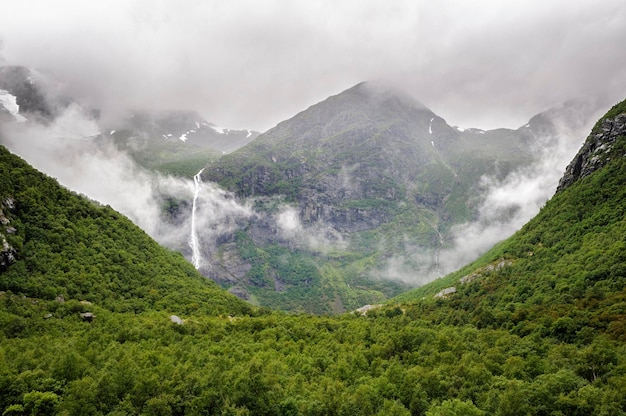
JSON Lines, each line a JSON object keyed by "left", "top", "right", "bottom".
{"left": 0, "top": 90, "right": 27, "bottom": 122}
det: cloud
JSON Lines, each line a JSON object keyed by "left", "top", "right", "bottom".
{"left": 0, "top": 1, "right": 624, "bottom": 131}
{"left": 193, "top": 180, "right": 254, "bottom": 270}
{"left": 0, "top": 105, "right": 255, "bottom": 271}
{"left": 437, "top": 102, "right": 605, "bottom": 275}
{"left": 276, "top": 205, "right": 346, "bottom": 252}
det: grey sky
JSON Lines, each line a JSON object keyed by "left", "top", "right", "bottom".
{"left": 1, "top": 0, "right": 625, "bottom": 131}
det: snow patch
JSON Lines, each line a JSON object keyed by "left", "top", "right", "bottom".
{"left": 195, "top": 121, "right": 200, "bottom": 129}
{"left": 246, "top": 130, "right": 252, "bottom": 138}
{"left": 429, "top": 117, "right": 434, "bottom": 134}
{"left": 431, "top": 141, "right": 435, "bottom": 148}
{"left": 179, "top": 129, "right": 196, "bottom": 142}
{"left": 210, "top": 125, "right": 225, "bottom": 134}
{"left": 109, "top": 130, "right": 116, "bottom": 135}
{"left": 0, "top": 90, "right": 27, "bottom": 122}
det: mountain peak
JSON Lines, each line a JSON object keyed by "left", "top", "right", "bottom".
{"left": 341, "top": 80, "right": 430, "bottom": 112}
{"left": 354, "top": 81, "right": 430, "bottom": 111}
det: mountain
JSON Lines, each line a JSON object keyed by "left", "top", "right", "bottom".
{"left": 0, "top": 99, "right": 624, "bottom": 415}
{"left": 103, "top": 110, "right": 259, "bottom": 176}
{"left": 0, "top": 69, "right": 602, "bottom": 314}
{"left": 197, "top": 82, "right": 594, "bottom": 313}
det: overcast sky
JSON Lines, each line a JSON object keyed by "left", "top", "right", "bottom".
{"left": 1, "top": 0, "right": 625, "bottom": 131}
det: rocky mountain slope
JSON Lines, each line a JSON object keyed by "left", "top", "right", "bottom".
{"left": 197, "top": 82, "right": 597, "bottom": 312}
{"left": 0, "top": 66, "right": 604, "bottom": 314}
{"left": 104, "top": 110, "right": 259, "bottom": 176}
{"left": 0, "top": 66, "right": 53, "bottom": 122}
{"left": 557, "top": 103, "right": 626, "bottom": 191}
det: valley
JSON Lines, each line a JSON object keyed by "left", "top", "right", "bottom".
{"left": 1, "top": 2, "right": 625, "bottom": 414}
{"left": 0, "top": 67, "right": 605, "bottom": 314}
{"left": 0, "top": 98, "right": 624, "bottom": 415}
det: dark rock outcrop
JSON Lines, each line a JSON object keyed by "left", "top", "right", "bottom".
{"left": 0, "top": 236, "right": 15, "bottom": 270}
{"left": 557, "top": 111, "right": 626, "bottom": 192}
{"left": 0, "top": 198, "right": 16, "bottom": 271}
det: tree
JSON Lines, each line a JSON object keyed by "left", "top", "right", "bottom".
{"left": 22, "top": 391, "right": 59, "bottom": 416}
{"left": 426, "top": 399, "right": 485, "bottom": 416}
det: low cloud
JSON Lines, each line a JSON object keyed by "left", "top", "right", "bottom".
{"left": 193, "top": 180, "right": 254, "bottom": 270}
{"left": 276, "top": 205, "right": 346, "bottom": 253}
{"left": 438, "top": 102, "right": 606, "bottom": 275}
{"left": 0, "top": 105, "right": 255, "bottom": 271}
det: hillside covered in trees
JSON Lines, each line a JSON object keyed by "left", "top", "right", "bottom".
{"left": 0, "top": 100, "right": 625, "bottom": 415}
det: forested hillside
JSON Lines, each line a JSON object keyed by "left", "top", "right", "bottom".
{"left": 0, "top": 145, "right": 252, "bottom": 318}
{"left": 0, "top": 99, "right": 625, "bottom": 415}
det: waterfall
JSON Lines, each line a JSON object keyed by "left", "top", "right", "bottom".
{"left": 189, "top": 168, "right": 205, "bottom": 269}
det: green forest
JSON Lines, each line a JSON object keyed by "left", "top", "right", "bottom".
{"left": 0, "top": 100, "right": 625, "bottom": 415}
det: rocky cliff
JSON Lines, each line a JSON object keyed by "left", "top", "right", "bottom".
{"left": 0, "top": 198, "right": 17, "bottom": 271}
{"left": 557, "top": 100, "right": 626, "bottom": 192}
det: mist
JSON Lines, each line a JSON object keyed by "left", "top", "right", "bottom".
{"left": 436, "top": 102, "right": 607, "bottom": 277}
{"left": 0, "top": 105, "right": 257, "bottom": 269}
{"left": 276, "top": 205, "right": 346, "bottom": 252}
{"left": 1, "top": 0, "right": 625, "bottom": 291}
{"left": 1, "top": 1, "right": 625, "bottom": 131}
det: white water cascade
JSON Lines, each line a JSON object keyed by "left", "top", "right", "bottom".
{"left": 189, "top": 168, "right": 205, "bottom": 269}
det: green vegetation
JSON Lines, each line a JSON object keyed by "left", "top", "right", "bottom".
{"left": 232, "top": 231, "right": 401, "bottom": 314}
{"left": 1, "top": 100, "right": 626, "bottom": 415}
{"left": 0, "top": 146, "right": 251, "bottom": 317}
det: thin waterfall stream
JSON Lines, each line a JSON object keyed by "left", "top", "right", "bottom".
{"left": 189, "top": 168, "right": 205, "bottom": 269}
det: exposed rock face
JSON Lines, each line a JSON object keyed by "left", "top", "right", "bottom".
{"left": 0, "top": 236, "right": 15, "bottom": 270}
{"left": 80, "top": 312, "right": 95, "bottom": 322}
{"left": 204, "top": 82, "right": 538, "bottom": 237}
{"left": 434, "top": 287, "right": 457, "bottom": 298}
{"left": 0, "top": 198, "right": 17, "bottom": 271}
{"left": 557, "top": 112, "right": 626, "bottom": 192}
{"left": 193, "top": 82, "right": 603, "bottom": 313}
